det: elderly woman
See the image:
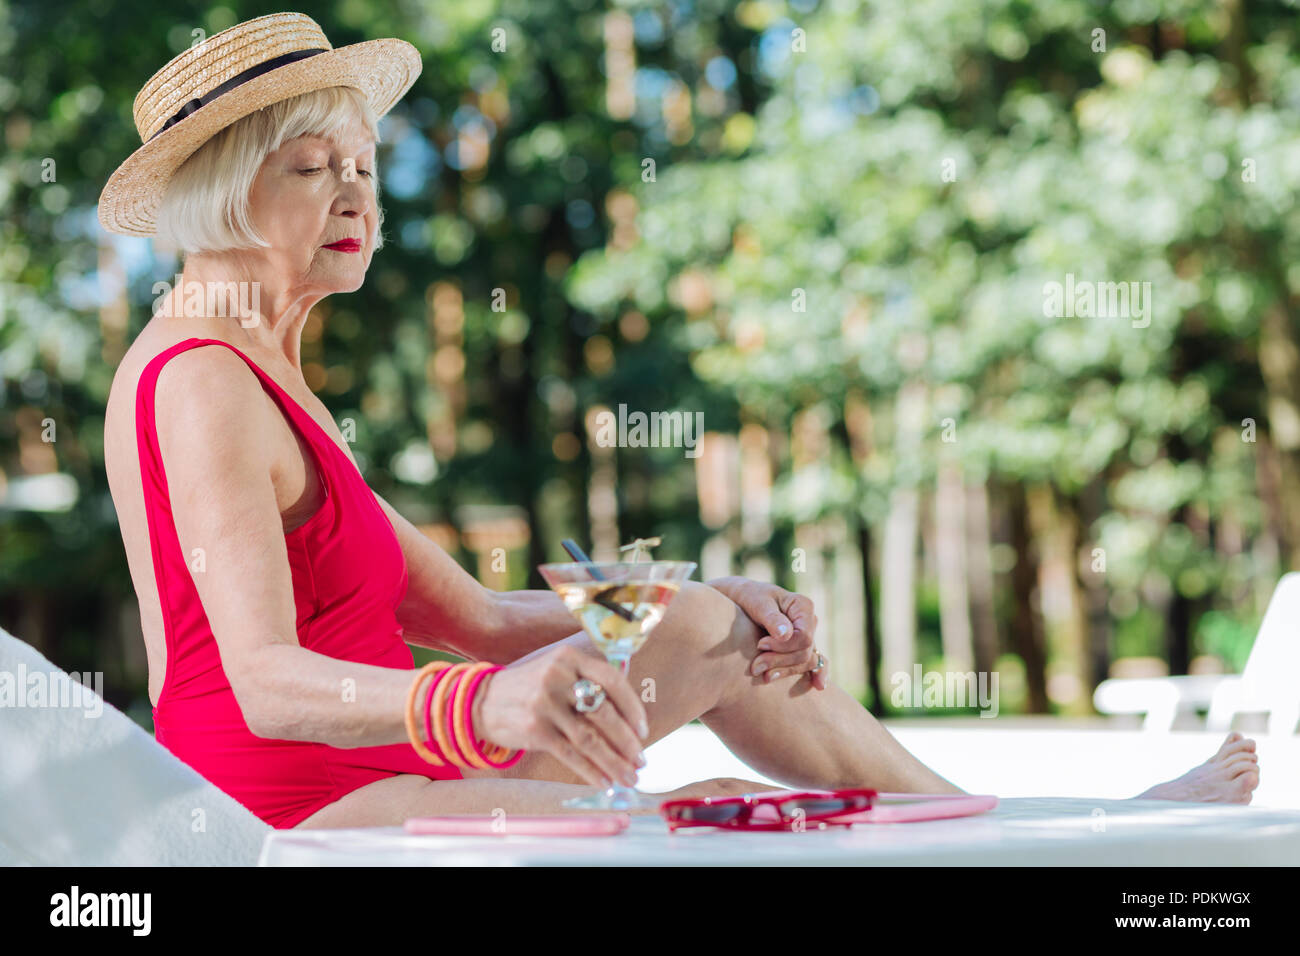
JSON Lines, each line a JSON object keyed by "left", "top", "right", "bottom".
{"left": 100, "top": 14, "right": 1259, "bottom": 829}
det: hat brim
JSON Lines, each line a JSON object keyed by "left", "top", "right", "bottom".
{"left": 97, "top": 38, "right": 422, "bottom": 237}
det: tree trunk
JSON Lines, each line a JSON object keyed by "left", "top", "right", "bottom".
{"left": 881, "top": 486, "right": 919, "bottom": 685}
{"left": 880, "top": 380, "right": 926, "bottom": 684}
{"left": 830, "top": 515, "right": 866, "bottom": 699}
{"left": 1258, "top": 303, "right": 1300, "bottom": 568}
{"left": 1074, "top": 480, "right": 1113, "bottom": 690}
{"left": 1030, "top": 485, "right": 1088, "bottom": 714}
{"left": 859, "top": 520, "right": 883, "bottom": 715}
{"left": 935, "top": 459, "right": 974, "bottom": 671}
{"left": 965, "top": 481, "right": 999, "bottom": 676}
{"left": 1008, "top": 485, "right": 1049, "bottom": 713}
{"left": 1164, "top": 504, "right": 1194, "bottom": 677}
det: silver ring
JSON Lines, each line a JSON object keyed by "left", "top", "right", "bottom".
{"left": 572, "top": 678, "right": 606, "bottom": 714}
{"left": 811, "top": 652, "right": 827, "bottom": 674}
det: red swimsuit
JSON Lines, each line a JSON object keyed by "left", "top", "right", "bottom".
{"left": 135, "top": 338, "right": 461, "bottom": 828}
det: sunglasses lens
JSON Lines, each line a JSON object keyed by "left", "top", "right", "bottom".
{"left": 678, "top": 803, "right": 747, "bottom": 824}
{"left": 778, "top": 795, "right": 871, "bottom": 817}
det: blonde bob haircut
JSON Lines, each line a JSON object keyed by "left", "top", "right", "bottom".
{"left": 155, "top": 85, "right": 385, "bottom": 256}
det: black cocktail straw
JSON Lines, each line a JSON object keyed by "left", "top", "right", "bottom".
{"left": 561, "top": 539, "right": 603, "bottom": 576}
{"left": 560, "top": 538, "right": 638, "bottom": 622}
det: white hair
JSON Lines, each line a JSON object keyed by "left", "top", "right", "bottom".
{"left": 155, "top": 85, "right": 385, "bottom": 256}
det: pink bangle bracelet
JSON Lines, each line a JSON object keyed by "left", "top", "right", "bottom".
{"left": 462, "top": 665, "right": 524, "bottom": 769}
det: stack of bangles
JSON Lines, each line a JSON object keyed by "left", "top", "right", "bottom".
{"left": 403, "top": 661, "right": 524, "bottom": 770}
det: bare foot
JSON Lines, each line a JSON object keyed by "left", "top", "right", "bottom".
{"left": 1134, "top": 732, "right": 1260, "bottom": 804}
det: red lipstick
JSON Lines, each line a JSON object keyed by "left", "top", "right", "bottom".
{"left": 323, "top": 238, "right": 361, "bottom": 253}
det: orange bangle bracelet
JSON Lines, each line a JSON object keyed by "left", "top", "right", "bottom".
{"left": 422, "top": 663, "right": 462, "bottom": 766}
{"left": 404, "top": 662, "right": 450, "bottom": 766}
{"left": 451, "top": 662, "right": 496, "bottom": 769}
{"left": 430, "top": 662, "right": 471, "bottom": 766}
{"left": 442, "top": 663, "right": 479, "bottom": 769}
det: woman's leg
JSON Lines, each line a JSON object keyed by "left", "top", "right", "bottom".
{"left": 464, "top": 581, "right": 966, "bottom": 795}
{"left": 295, "top": 771, "right": 768, "bottom": 828}
{"left": 299, "top": 581, "right": 1261, "bottom": 827}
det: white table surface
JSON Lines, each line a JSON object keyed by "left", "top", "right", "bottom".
{"left": 259, "top": 797, "right": 1300, "bottom": 866}
{"left": 637, "top": 723, "right": 1300, "bottom": 809}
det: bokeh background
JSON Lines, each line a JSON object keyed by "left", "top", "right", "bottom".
{"left": 3, "top": 0, "right": 1299, "bottom": 732}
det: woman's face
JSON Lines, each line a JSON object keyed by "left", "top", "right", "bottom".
{"left": 245, "top": 112, "right": 378, "bottom": 296}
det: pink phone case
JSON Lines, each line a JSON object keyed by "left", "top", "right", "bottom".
{"left": 826, "top": 793, "right": 998, "bottom": 824}
{"left": 404, "top": 813, "right": 631, "bottom": 836}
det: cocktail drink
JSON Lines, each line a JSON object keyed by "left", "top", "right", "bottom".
{"left": 538, "top": 559, "right": 696, "bottom": 810}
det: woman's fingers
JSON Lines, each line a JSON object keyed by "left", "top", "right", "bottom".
{"left": 752, "top": 646, "right": 829, "bottom": 689}
{"left": 552, "top": 706, "right": 640, "bottom": 786}
{"left": 781, "top": 592, "right": 818, "bottom": 641}
{"left": 754, "top": 622, "right": 811, "bottom": 674}
{"left": 478, "top": 645, "right": 650, "bottom": 782}
{"left": 810, "top": 659, "right": 829, "bottom": 690}
{"left": 540, "top": 648, "right": 645, "bottom": 786}
{"left": 754, "top": 647, "right": 814, "bottom": 681}
{"left": 573, "top": 655, "right": 649, "bottom": 739}
{"left": 567, "top": 685, "right": 646, "bottom": 771}
{"left": 536, "top": 726, "right": 614, "bottom": 788}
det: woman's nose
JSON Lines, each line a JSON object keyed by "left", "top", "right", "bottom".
{"left": 335, "top": 176, "right": 372, "bottom": 218}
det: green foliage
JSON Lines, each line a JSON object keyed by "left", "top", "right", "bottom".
{"left": 3, "top": 0, "right": 1296, "bottom": 718}
{"left": 571, "top": 0, "right": 1298, "bottom": 673}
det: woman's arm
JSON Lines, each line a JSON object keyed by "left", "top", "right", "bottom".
{"left": 157, "top": 350, "right": 423, "bottom": 746}
{"left": 153, "top": 351, "right": 643, "bottom": 786}
{"left": 375, "top": 493, "right": 581, "bottom": 663}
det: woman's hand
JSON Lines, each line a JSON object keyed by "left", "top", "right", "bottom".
{"left": 707, "top": 576, "right": 827, "bottom": 690}
{"left": 473, "top": 646, "right": 649, "bottom": 787}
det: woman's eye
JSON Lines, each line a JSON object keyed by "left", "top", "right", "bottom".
{"left": 298, "top": 166, "right": 371, "bottom": 178}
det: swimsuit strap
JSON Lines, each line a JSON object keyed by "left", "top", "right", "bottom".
{"left": 135, "top": 337, "right": 340, "bottom": 506}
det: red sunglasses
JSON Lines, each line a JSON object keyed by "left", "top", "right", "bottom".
{"left": 659, "top": 788, "right": 878, "bottom": 832}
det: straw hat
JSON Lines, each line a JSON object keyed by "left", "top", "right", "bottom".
{"left": 97, "top": 12, "right": 422, "bottom": 236}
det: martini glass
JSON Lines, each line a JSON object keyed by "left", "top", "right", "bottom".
{"left": 539, "top": 558, "right": 696, "bottom": 810}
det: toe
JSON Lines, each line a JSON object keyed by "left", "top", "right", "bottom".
{"left": 1218, "top": 735, "right": 1254, "bottom": 759}
{"left": 1214, "top": 732, "right": 1242, "bottom": 758}
{"left": 1237, "top": 775, "right": 1259, "bottom": 803}
{"left": 1226, "top": 755, "right": 1259, "bottom": 777}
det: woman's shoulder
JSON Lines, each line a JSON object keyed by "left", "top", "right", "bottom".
{"left": 103, "top": 327, "right": 271, "bottom": 519}
{"left": 107, "top": 325, "right": 268, "bottom": 443}
{"left": 112, "top": 323, "right": 252, "bottom": 397}
{"left": 113, "top": 333, "right": 283, "bottom": 500}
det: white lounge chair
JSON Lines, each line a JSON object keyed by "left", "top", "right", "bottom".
{"left": 1093, "top": 572, "right": 1300, "bottom": 734}
{"left": 0, "top": 624, "right": 269, "bottom": 865}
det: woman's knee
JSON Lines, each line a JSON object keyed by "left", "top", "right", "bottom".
{"left": 662, "top": 581, "right": 760, "bottom": 660}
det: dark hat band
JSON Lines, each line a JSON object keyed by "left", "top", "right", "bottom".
{"left": 147, "top": 48, "right": 328, "bottom": 142}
